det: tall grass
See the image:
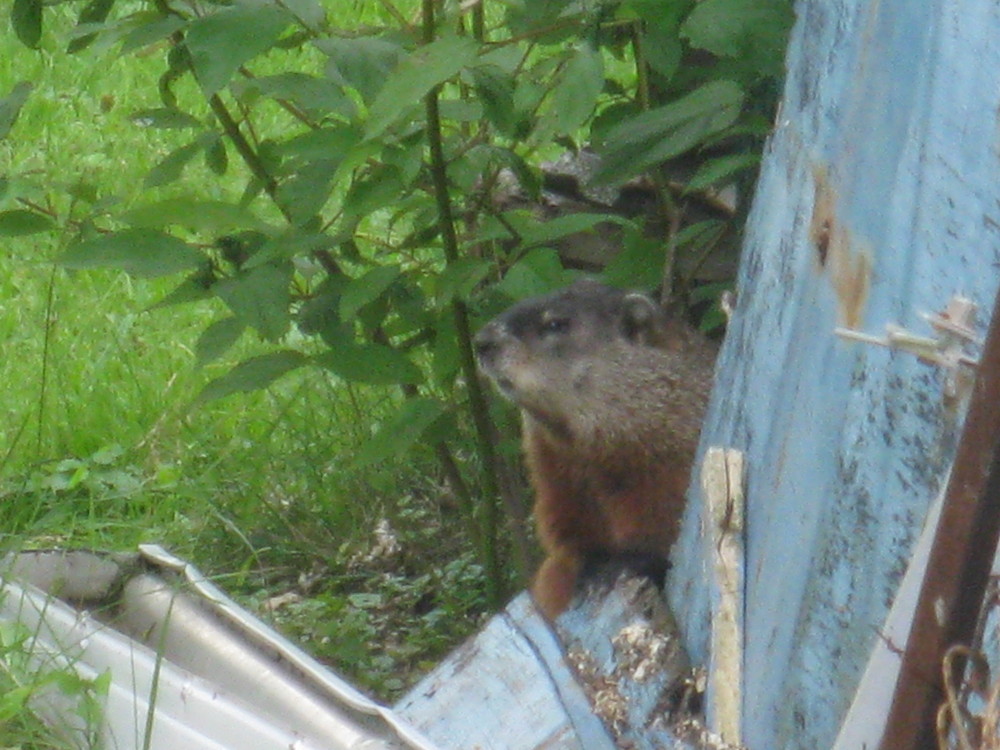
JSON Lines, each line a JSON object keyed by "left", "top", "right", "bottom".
{"left": 0, "top": 2, "right": 487, "bottom": 727}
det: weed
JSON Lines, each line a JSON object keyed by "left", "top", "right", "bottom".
{"left": 0, "top": 616, "right": 108, "bottom": 749}
{"left": 0, "top": 13, "right": 489, "bottom": 735}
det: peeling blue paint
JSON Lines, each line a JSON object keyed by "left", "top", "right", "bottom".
{"left": 668, "top": 0, "right": 1000, "bottom": 747}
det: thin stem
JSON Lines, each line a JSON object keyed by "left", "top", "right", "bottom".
{"left": 207, "top": 94, "right": 279, "bottom": 204}
{"left": 630, "top": 20, "right": 683, "bottom": 303}
{"left": 35, "top": 263, "right": 57, "bottom": 459}
{"left": 470, "top": 0, "right": 485, "bottom": 42}
{"left": 423, "top": 0, "right": 505, "bottom": 608}
{"left": 631, "top": 20, "right": 651, "bottom": 111}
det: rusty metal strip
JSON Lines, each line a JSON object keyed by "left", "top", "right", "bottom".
{"left": 879, "top": 282, "right": 1000, "bottom": 750}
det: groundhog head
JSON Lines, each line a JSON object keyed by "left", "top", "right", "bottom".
{"left": 474, "top": 280, "right": 675, "bottom": 434}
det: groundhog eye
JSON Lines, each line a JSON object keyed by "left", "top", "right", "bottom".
{"left": 539, "top": 317, "right": 570, "bottom": 336}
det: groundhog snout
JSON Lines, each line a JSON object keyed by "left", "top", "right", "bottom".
{"left": 475, "top": 322, "right": 526, "bottom": 399}
{"left": 473, "top": 322, "right": 508, "bottom": 368}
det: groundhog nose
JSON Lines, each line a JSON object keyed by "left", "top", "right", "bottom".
{"left": 473, "top": 324, "right": 502, "bottom": 362}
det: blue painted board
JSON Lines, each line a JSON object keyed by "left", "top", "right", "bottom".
{"left": 396, "top": 578, "right": 701, "bottom": 750}
{"left": 395, "top": 593, "right": 616, "bottom": 750}
{"left": 668, "top": 1, "right": 1000, "bottom": 748}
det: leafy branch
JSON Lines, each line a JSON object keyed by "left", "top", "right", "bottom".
{"left": 2, "top": 0, "right": 793, "bottom": 610}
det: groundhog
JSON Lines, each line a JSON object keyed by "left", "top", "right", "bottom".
{"left": 474, "top": 279, "right": 717, "bottom": 619}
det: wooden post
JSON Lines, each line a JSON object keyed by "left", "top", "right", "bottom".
{"left": 702, "top": 447, "right": 745, "bottom": 745}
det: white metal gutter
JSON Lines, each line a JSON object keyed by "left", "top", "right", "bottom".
{"left": 0, "top": 544, "right": 440, "bottom": 750}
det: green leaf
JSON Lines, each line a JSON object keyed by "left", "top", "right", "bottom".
{"left": 185, "top": 5, "right": 291, "bottom": 97}
{"left": 365, "top": 35, "right": 479, "bottom": 139}
{"left": 123, "top": 199, "right": 264, "bottom": 233}
{"left": 545, "top": 44, "right": 604, "bottom": 136}
{"left": 279, "top": 125, "right": 361, "bottom": 163}
{"left": 474, "top": 209, "right": 620, "bottom": 248}
{"left": 276, "top": 160, "right": 338, "bottom": 226}
{"left": 195, "top": 316, "right": 245, "bottom": 366}
{"left": 685, "top": 152, "right": 759, "bottom": 193}
{"left": 642, "top": 24, "right": 682, "bottom": 79}
{"left": 496, "top": 248, "right": 575, "bottom": 300}
{"left": 146, "top": 269, "right": 214, "bottom": 310}
{"left": 0, "top": 82, "right": 33, "bottom": 140}
{"left": 144, "top": 140, "right": 202, "bottom": 189}
{"left": 66, "top": 180, "right": 98, "bottom": 203}
{"left": 438, "top": 97, "right": 484, "bottom": 123}
{"left": 297, "top": 275, "right": 346, "bottom": 340}
{"left": 280, "top": 0, "right": 325, "bottom": 29}
{"left": 214, "top": 264, "right": 292, "bottom": 342}
{"left": 681, "top": 0, "right": 794, "bottom": 76}
{"left": 601, "top": 227, "right": 665, "bottom": 289}
{"left": 339, "top": 266, "right": 401, "bottom": 320}
{"left": 431, "top": 308, "right": 459, "bottom": 385}
{"left": 355, "top": 398, "right": 447, "bottom": 466}
{"left": 436, "top": 258, "right": 491, "bottom": 303}
{"left": 341, "top": 164, "right": 404, "bottom": 225}
{"left": 204, "top": 135, "right": 228, "bottom": 176}
{"left": 62, "top": 229, "right": 205, "bottom": 278}
{"left": 319, "top": 36, "right": 405, "bottom": 104}
{"left": 0, "top": 685, "right": 33, "bottom": 721}
{"left": 505, "top": 0, "right": 578, "bottom": 40}
{"left": 198, "top": 351, "right": 306, "bottom": 402}
{"left": 469, "top": 65, "right": 522, "bottom": 138}
{"left": 90, "top": 444, "right": 123, "bottom": 465}
{"left": 67, "top": 0, "right": 116, "bottom": 53}
{"left": 91, "top": 669, "right": 112, "bottom": 697}
{"left": 12, "top": 0, "right": 42, "bottom": 49}
{"left": 130, "top": 107, "right": 202, "bottom": 129}
{"left": 518, "top": 212, "right": 627, "bottom": 248}
{"left": 315, "top": 341, "right": 422, "bottom": 385}
{"left": 383, "top": 138, "right": 424, "bottom": 185}
{"left": 248, "top": 231, "right": 332, "bottom": 269}
{"left": 595, "top": 80, "right": 745, "bottom": 184}
{"left": 466, "top": 144, "right": 540, "bottom": 199}
{"left": 0, "top": 209, "right": 54, "bottom": 236}
{"left": 120, "top": 13, "right": 186, "bottom": 55}
{"left": 243, "top": 73, "right": 354, "bottom": 119}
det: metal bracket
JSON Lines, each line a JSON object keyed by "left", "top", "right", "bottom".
{"left": 835, "top": 295, "right": 980, "bottom": 398}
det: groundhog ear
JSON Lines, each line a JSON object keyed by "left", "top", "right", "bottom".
{"left": 621, "top": 293, "right": 668, "bottom": 346}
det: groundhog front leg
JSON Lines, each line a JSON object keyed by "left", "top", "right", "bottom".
{"left": 531, "top": 547, "right": 584, "bottom": 620}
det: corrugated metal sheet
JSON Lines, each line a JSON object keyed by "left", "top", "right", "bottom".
{"left": 0, "top": 546, "right": 438, "bottom": 750}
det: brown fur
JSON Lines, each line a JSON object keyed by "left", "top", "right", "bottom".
{"left": 475, "top": 280, "right": 716, "bottom": 618}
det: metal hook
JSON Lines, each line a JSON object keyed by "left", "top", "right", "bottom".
{"left": 835, "top": 295, "right": 980, "bottom": 399}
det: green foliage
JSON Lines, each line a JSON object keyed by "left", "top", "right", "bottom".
{"left": 0, "top": 81, "right": 33, "bottom": 139}
{"left": 196, "top": 350, "right": 307, "bottom": 401}
{"left": 257, "top": 495, "right": 489, "bottom": 699}
{"left": 186, "top": 5, "right": 293, "bottom": 97}
{"left": 62, "top": 228, "right": 206, "bottom": 277}
{"left": 0, "top": 208, "right": 54, "bottom": 236}
{"left": 0, "top": 0, "right": 793, "bottom": 712}
{"left": 681, "top": 0, "right": 794, "bottom": 78}
{"left": 11, "top": 0, "right": 42, "bottom": 49}
{"left": 594, "top": 80, "right": 746, "bottom": 183}
{"left": 0, "top": 617, "right": 108, "bottom": 748}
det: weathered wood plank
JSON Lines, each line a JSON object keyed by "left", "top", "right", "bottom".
{"left": 395, "top": 593, "right": 616, "bottom": 750}
{"left": 668, "top": 1, "right": 1000, "bottom": 747}
{"left": 396, "top": 578, "right": 707, "bottom": 749}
